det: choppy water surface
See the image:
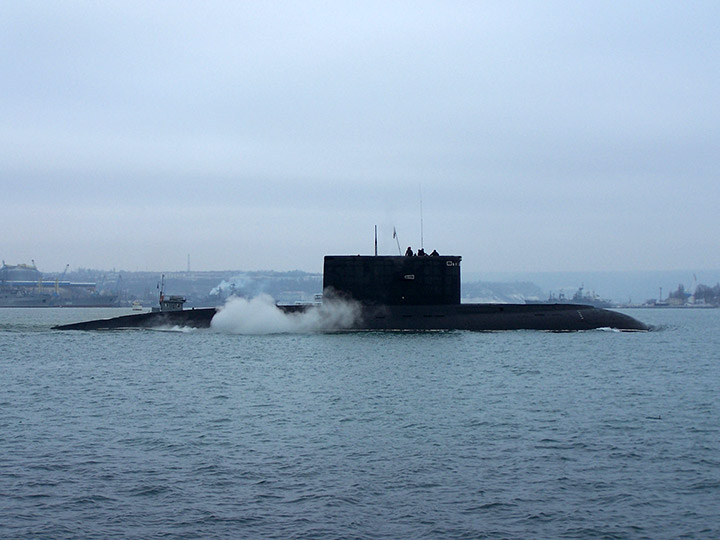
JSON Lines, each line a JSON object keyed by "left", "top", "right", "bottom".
{"left": 1, "top": 308, "right": 719, "bottom": 539}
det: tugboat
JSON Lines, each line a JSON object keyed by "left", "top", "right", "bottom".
{"left": 54, "top": 251, "right": 647, "bottom": 331}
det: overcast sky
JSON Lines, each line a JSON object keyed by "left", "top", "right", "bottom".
{"left": 2, "top": 1, "right": 719, "bottom": 273}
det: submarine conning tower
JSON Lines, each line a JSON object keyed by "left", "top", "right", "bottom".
{"left": 323, "top": 255, "right": 462, "bottom": 306}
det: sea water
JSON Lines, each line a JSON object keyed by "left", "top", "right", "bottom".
{"left": 1, "top": 307, "right": 718, "bottom": 539}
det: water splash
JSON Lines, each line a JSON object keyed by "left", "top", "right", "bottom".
{"left": 149, "top": 325, "right": 199, "bottom": 333}
{"left": 210, "top": 294, "right": 360, "bottom": 334}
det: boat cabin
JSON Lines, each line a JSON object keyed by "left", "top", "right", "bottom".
{"left": 159, "top": 295, "right": 186, "bottom": 311}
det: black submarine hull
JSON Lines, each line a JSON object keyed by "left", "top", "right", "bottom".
{"left": 351, "top": 303, "right": 647, "bottom": 331}
{"left": 53, "top": 308, "right": 218, "bottom": 331}
{"left": 53, "top": 303, "right": 647, "bottom": 331}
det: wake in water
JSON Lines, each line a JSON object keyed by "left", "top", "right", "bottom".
{"left": 210, "top": 294, "right": 360, "bottom": 334}
{"left": 149, "top": 326, "right": 199, "bottom": 333}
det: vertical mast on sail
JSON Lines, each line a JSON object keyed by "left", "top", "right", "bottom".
{"left": 419, "top": 185, "right": 424, "bottom": 251}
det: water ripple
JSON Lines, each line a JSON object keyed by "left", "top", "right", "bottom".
{"left": 1, "top": 308, "right": 719, "bottom": 539}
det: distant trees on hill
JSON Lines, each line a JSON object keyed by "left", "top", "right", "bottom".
{"left": 668, "top": 282, "right": 720, "bottom": 304}
{"left": 668, "top": 283, "right": 689, "bottom": 300}
{"left": 694, "top": 283, "right": 720, "bottom": 304}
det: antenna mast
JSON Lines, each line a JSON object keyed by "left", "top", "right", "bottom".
{"left": 419, "top": 185, "right": 424, "bottom": 250}
{"left": 374, "top": 225, "right": 378, "bottom": 256}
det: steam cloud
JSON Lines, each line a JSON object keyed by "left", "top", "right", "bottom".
{"left": 210, "top": 294, "right": 360, "bottom": 334}
{"left": 209, "top": 274, "right": 263, "bottom": 298}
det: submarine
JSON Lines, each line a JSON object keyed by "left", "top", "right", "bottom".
{"left": 53, "top": 251, "right": 648, "bottom": 331}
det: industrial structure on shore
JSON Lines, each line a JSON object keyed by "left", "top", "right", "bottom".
{"left": 0, "top": 261, "right": 117, "bottom": 307}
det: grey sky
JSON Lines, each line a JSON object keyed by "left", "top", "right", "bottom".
{"left": 2, "top": 1, "right": 718, "bottom": 273}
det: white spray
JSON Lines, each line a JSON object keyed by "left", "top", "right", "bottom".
{"left": 210, "top": 294, "right": 360, "bottom": 334}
